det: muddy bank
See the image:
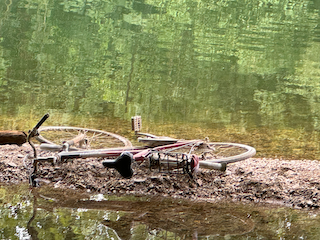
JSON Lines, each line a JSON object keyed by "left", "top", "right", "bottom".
{"left": 1, "top": 144, "right": 320, "bottom": 209}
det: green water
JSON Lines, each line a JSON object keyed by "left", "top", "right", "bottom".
{"left": 1, "top": 0, "right": 320, "bottom": 159}
{"left": 2, "top": 0, "right": 320, "bottom": 238}
{"left": 2, "top": 184, "right": 320, "bottom": 240}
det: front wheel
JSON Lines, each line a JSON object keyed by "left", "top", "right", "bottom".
{"left": 36, "top": 126, "right": 132, "bottom": 150}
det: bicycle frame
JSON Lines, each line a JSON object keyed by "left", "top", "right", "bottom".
{"left": 27, "top": 114, "right": 255, "bottom": 186}
{"left": 51, "top": 139, "right": 226, "bottom": 170}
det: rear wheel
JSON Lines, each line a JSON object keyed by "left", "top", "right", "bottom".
{"left": 36, "top": 126, "right": 132, "bottom": 150}
{"left": 156, "top": 140, "right": 256, "bottom": 164}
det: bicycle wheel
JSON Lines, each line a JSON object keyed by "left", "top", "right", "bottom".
{"left": 155, "top": 140, "right": 256, "bottom": 164}
{"left": 36, "top": 126, "right": 132, "bottom": 150}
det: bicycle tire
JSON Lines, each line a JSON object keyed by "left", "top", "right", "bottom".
{"left": 35, "top": 126, "right": 132, "bottom": 150}
{"left": 154, "top": 141, "right": 256, "bottom": 164}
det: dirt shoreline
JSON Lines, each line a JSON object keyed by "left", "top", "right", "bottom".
{"left": 1, "top": 144, "right": 320, "bottom": 209}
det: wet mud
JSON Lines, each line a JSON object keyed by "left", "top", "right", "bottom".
{"left": 1, "top": 144, "right": 320, "bottom": 209}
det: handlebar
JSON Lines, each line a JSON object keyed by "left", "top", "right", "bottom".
{"left": 27, "top": 113, "right": 50, "bottom": 180}
{"left": 28, "top": 113, "right": 49, "bottom": 138}
{"left": 27, "top": 113, "right": 50, "bottom": 143}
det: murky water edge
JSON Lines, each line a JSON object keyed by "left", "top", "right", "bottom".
{"left": 1, "top": 113, "right": 320, "bottom": 161}
{"left": 1, "top": 183, "right": 320, "bottom": 239}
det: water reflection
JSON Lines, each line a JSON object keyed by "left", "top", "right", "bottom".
{"left": 2, "top": 1, "right": 320, "bottom": 156}
{"left": 1, "top": 184, "right": 320, "bottom": 239}
{"left": 27, "top": 186, "right": 254, "bottom": 239}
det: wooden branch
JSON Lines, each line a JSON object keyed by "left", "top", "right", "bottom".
{"left": 0, "top": 131, "right": 27, "bottom": 146}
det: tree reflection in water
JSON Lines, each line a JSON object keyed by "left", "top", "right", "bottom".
{"left": 0, "top": 184, "right": 317, "bottom": 239}
{"left": 26, "top": 187, "right": 254, "bottom": 239}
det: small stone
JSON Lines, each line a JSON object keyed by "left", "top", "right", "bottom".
{"left": 196, "top": 179, "right": 203, "bottom": 186}
{"left": 134, "top": 178, "right": 147, "bottom": 183}
{"left": 7, "top": 162, "right": 17, "bottom": 167}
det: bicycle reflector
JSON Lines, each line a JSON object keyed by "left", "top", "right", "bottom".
{"left": 131, "top": 116, "right": 142, "bottom": 132}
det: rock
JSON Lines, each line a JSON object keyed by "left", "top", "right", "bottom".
{"left": 7, "top": 162, "right": 17, "bottom": 167}
{"left": 134, "top": 178, "right": 147, "bottom": 183}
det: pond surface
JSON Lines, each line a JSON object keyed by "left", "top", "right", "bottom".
{"left": 1, "top": 0, "right": 320, "bottom": 159}
{"left": 1, "top": 184, "right": 320, "bottom": 240}
{"left": 2, "top": 0, "right": 320, "bottom": 238}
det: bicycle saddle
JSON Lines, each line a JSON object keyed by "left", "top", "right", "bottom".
{"left": 102, "top": 151, "right": 133, "bottom": 178}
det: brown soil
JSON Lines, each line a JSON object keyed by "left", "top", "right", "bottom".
{"left": 1, "top": 144, "right": 320, "bottom": 209}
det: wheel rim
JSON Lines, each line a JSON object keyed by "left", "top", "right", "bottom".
{"left": 162, "top": 141, "right": 256, "bottom": 164}
{"left": 36, "top": 126, "right": 132, "bottom": 149}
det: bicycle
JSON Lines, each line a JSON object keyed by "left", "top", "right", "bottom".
{"left": 26, "top": 114, "right": 256, "bottom": 186}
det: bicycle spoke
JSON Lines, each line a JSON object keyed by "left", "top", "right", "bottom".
{"left": 36, "top": 126, "right": 132, "bottom": 149}
{"left": 156, "top": 141, "right": 255, "bottom": 164}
